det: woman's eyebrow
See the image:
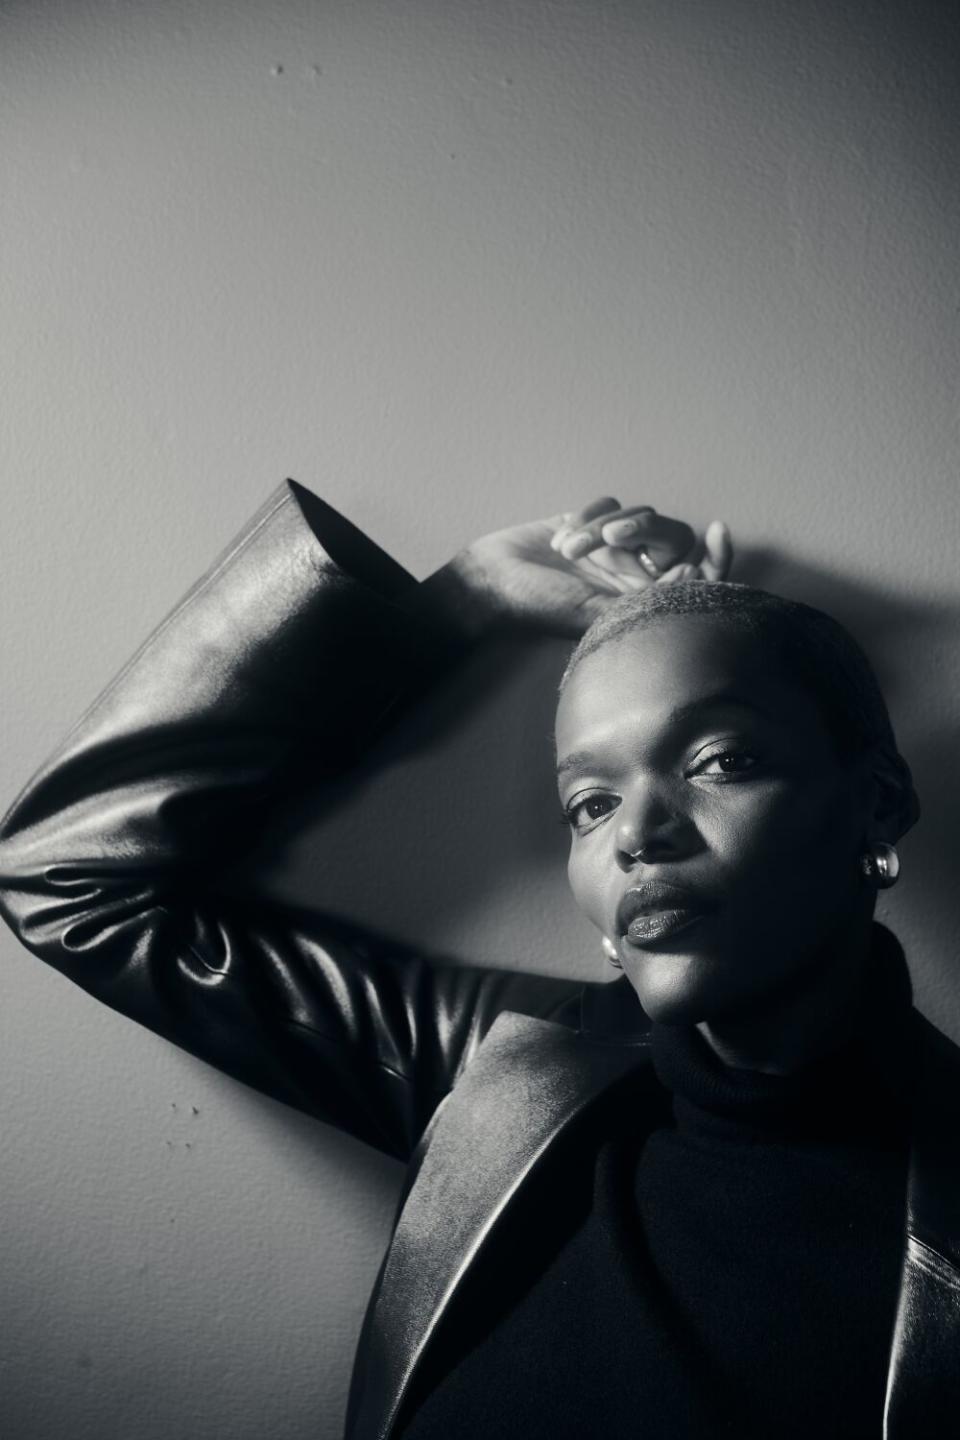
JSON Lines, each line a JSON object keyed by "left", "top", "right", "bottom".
{"left": 555, "top": 693, "right": 773, "bottom": 779}
{"left": 665, "top": 692, "right": 776, "bottom": 728}
{"left": 556, "top": 748, "right": 598, "bottom": 780}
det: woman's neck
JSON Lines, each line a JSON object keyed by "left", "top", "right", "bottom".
{"left": 695, "top": 916, "right": 874, "bottom": 1077}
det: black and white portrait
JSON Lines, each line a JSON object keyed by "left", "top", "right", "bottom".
{"left": 1, "top": 3, "right": 958, "bottom": 1437}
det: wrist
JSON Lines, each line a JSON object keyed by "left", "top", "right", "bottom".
{"left": 414, "top": 550, "right": 504, "bottom": 646}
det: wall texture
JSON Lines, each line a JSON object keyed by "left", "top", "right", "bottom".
{"left": 1, "top": 2, "right": 958, "bottom": 1436}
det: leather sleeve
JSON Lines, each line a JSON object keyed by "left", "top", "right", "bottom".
{"left": 0, "top": 480, "right": 580, "bottom": 1161}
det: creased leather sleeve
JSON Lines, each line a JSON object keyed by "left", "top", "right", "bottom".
{"left": 0, "top": 480, "right": 579, "bottom": 1160}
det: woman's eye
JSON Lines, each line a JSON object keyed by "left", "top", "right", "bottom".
{"left": 562, "top": 794, "right": 620, "bottom": 832}
{"left": 693, "top": 749, "right": 760, "bottom": 778}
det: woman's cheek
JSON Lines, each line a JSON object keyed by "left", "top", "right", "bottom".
{"left": 566, "top": 843, "right": 609, "bottom": 932}
{"left": 711, "top": 779, "right": 857, "bottom": 901}
{"left": 704, "top": 780, "right": 801, "bottom": 858}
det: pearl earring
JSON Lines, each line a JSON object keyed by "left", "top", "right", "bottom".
{"left": 861, "top": 842, "right": 901, "bottom": 889}
{"left": 601, "top": 936, "right": 622, "bottom": 969}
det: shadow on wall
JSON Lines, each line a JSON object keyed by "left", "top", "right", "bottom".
{"left": 734, "top": 546, "right": 957, "bottom": 714}
{"left": 738, "top": 547, "right": 960, "bottom": 1038}
{"left": 229, "top": 633, "right": 582, "bottom": 970}
{"left": 233, "top": 548, "right": 960, "bottom": 1035}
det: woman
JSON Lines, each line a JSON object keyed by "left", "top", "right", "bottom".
{"left": 0, "top": 481, "right": 954, "bottom": 1440}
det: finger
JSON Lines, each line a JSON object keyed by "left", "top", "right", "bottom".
{"left": 550, "top": 496, "right": 627, "bottom": 550}
{"left": 577, "top": 551, "right": 648, "bottom": 594}
{"left": 545, "top": 511, "right": 575, "bottom": 544}
{"left": 582, "top": 544, "right": 657, "bottom": 588}
{"left": 545, "top": 511, "right": 574, "bottom": 529}
{"left": 657, "top": 562, "right": 701, "bottom": 585}
{"left": 563, "top": 510, "right": 693, "bottom": 568}
{"left": 557, "top": 505, "right": 656, "bottom": 558}
{"left": 699, "top": 520, "right": 733, "bottom": 582}
{"left": 574, "top": 495, "right": 625, "bottom": 525}
{"left": 598, "top": 511, "right": 695, "bottom": 569}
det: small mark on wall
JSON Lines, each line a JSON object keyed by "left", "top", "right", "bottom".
{"left": 269, "top": 62, "right": 322, "bottom": 83}
{"left": 77, "top": 1353, "right": 93, "bottom": 1371}
{"left": 164, "top": 1101, "right": 201, "bottom": 1151}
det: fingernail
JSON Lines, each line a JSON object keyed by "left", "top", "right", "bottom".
{"left": 604, "top": 518, "right": 638, "bottom": 539}
{"left": 562, "top": 530, "right": 593, "bottom": 558}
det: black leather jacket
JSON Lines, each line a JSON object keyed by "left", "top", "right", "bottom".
{"left": 1, "top": 480, "right": 958, "bottom": 1439}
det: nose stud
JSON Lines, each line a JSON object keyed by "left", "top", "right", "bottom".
{"left": 617, "top": 831, "right": 656, "bottom": 863}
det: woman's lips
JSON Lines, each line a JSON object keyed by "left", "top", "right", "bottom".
{"left": 624, "top": 908, "right": 708, "bottom": 947}
{"left": 616, "top": 882, "right": 719, "bottom": 950}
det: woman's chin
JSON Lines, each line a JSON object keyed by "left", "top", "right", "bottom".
{"left": 623, "top": 949, "right": 730, "bottom": 1027}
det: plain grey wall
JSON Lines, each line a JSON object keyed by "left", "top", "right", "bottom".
{"left": 1, "top": 2, "right": 958, "bottom": 1437}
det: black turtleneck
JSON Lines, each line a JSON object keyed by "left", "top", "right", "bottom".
{"left": 399, "top": 931, "right": 914, "bottom": 1439}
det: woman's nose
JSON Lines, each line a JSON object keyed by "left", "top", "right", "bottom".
{"left": 614, "top": 791, "right": 697, "bottom": 870}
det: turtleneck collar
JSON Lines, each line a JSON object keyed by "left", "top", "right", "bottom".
{"left": 650, "top": 923, "right": 916, "bottom": 1143}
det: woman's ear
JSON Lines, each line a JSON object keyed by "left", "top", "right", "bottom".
{"left": 864, "top": 746, "right": 921, "bottom": 846}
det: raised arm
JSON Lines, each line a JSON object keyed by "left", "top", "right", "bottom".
{"left": 0, "top": 481, "right": 728, "bottom": 1160}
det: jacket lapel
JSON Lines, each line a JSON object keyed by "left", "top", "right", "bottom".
{"left": 884, "top": 1013, "right": 960, "bottom": 1438}
{"left": 347, "top": 1006, "right": 651, "bottom": 1440}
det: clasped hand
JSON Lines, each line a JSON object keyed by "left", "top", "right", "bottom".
{"left": 434, "top": 496, "right": 732, "bottom": 640}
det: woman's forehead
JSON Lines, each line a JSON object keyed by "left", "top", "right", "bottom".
{"left": 554, "top": 615, "right": 820, "bottom": 757}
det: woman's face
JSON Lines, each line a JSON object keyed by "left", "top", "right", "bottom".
{"left": 555, "top": 615, "right": 877, "bottom": 1026}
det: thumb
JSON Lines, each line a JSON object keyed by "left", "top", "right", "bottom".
{"left": 700, "top": 521, "right": 733, "bottom": 582}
